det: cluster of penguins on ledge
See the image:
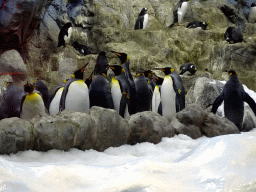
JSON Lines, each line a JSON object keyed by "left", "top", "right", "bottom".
{"left": 1, "top": 0, "right": 256, "bottom": 132}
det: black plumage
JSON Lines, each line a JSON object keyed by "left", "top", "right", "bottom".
{"left": 224, "top": 27, "right": 243, "bottom": 44}
{"left": 134, "top": 8, "right": 148, "bottom": 30}
{"left": 57, "top": 22, "right": 72, "bottom": 47}
{"left": 180, "top": 63, "right": 197, "bottom": 75}
{"left": 72, "top": 41, "right": 91, "bottom": 56}
{"left": 186, "top": 21, "right": 209, "bottom": 30}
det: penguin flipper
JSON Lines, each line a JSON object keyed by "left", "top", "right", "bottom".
{"left": 59, "top": 79, "right": 73, "bottom": 112}
{"left": 158, "top": 102, "right": 162, "bottom": 115}
{"left": 211, "top": 92, "right": 224, "bottom": 114}
{"left": 119, "top": 94, "right": 128, "bottom": 118}
{"left": 19, "top": 94, "right": 27, "bottom": 118}
{"left": 135, "top": 16, "right": 144, "bottom": 29}
{"left": 242, "top": 92, "right": 256, "bottom": 116}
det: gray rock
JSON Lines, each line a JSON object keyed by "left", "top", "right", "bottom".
{"left": 58, "top": 58, "right": 78, "bottom": 80}
{"left": 0, "top": 50, "right": 27, "bottom": 82}
{"left": 89, "top": 106, "right": 130, "bottom": 151}
{"left": 202, "top": 112, "right": 240, "bottom": 137}
{"left": 128, "top": 111, "right": 175, "bottom": 145}
{"left": 242, "top": 107, "right": 256, "bottom": 132}
{"left": 0, "top": 118, "right": 33, "bottom": 154}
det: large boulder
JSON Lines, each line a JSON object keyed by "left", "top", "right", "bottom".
{"left": 128, "top": 111, "right": 175, "bottom": 145}
{"left": 0, "top": 118, "right": 33, "bottom": 154}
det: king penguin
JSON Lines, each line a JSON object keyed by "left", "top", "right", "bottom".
{"left": 211, "top": 70, "right": 256, "bottom": 131}
{"left": 169, "top": 0, "right": 191, "bottom": 28}
{"left": 59, "top": 63, "right": 90, "bottom": 113}
{"left": 135, "top": 8, "right": 149, "bottom": 30}
{"left": 33, "top": 79, "right": 49, "bottom": 109}
{"left": 57, "top": 22, "right": 72, "bottom": 47}
{"left": 249, "top": 3, "right": 256, "bottom": 23}
{"left": 111, "top": 51, "right": 137, "bottom": 115}
{"left": 20, "top": 82, "right": 45, "bottom": 120}
{"left": 89, "top": 52, "right": 114, "bottom": 109}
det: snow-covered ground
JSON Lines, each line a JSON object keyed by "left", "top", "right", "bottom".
{"left": 1, "top": 80, "right": 256, "bottom": 192}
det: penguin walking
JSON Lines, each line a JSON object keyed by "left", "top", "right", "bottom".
{"left": 57, "top": 22, "right": 72, "bottom": 47}
{"left": 186, "top": 21, "right": 209, "bottom": 30}
{"left": 111, "top": 51, "right": 137, "bottom": 115}
{"left": 224, "top": 27, "right": 244, "bottom": 44}
{"left": 20, "top": 82, "right": 45, "bottom": 120}
{"left": 89, "top": 52, "right": 114, "bottom": 109}
{"left": 0, "top": 82, "right": 23, "bottom": 120}
{"left": 180, "top": 62, "right": 197, "bottom": 75}
{"left": 249, "top": 3, "right": 256, "bottom": 23}
{"left": 169, "top": 0, "right": 191, "bottom": 28}
{"left": 135, "top": 8, "right": 149, "bottom": 30}
{"left": 59, "top": 63, "right": 90, "bottom": 113}
{"left": 34, "top": 79, "right": 49, "bottom": 109}
{"left": 211, "top": 70, "right": 256, "bottom": 131}
{"left": 72, "top": 41, "right": 91, "bottom": 56}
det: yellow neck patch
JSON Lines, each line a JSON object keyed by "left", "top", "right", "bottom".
{"left": 102, "top": 73, "right": 107, "bottom": 78}
{"left": 24, "top": 92, "right": 42, "bottom": 103}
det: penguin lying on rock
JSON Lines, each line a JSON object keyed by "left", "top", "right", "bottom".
{"left": 180, "top": 63, "right": 197, "bottom": 75}
{"left": 186, "top": 21, "right": 209, "bottom": 30}
{"left": 72, "top": 41, "right": 91, "bottom": 56}
{"left": 224, "top": 27, "right": 244, "bottom": 44}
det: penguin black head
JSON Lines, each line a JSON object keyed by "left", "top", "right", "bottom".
{"left": 108, "top": 65, "right": 124, "bottom": 76}
{"left": 24, "top": 82, "right": 34, "bottom": 94}
{"left": 111, "top": 51, "right": 129, "bottom": 64}
{"left": 94, "top": 52, "right": 109, "bottom": 75}
{"left": 228, "top": 70, "right": 238, "bottom": 77}
{"left": 154, "top": 67, "right": 174, "bottom": 75}
{"left": 143, "top": 70, "right": 154, "bottom": 78}
{"left": 72, "top": 63, "right": 89, "bottom": 79}
{"left": 188, "top": 64, "right": 197, "bottom": 74}
{"left": 72, "top": 41, "right": 80, "bottom": 50}
{"left": 251, "top": 3, "right": 256, "bottom": 7}
{"left": 139, "top": 8, "right": 148, "bottom": 16}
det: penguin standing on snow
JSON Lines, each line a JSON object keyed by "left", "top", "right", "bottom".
{"left": 249, "top": 3, "right": 256, "bottom": 23}
{"left": 224, "top": 27, "right": 244, "bottom": 44}
{"left": 180, "top": 62, "right": 197, "bottom": 75}
{"left": 59, "top": 63, "right": 90, "bottom": 113}
{"left": 20, "top": 82, "right": 45, "bottom": 120}
{"left": 58, "top": 22, "right": 72, "bottom": 47}
{"left": 211, "top": 70, "right": 256, "bottom": 131}
{"left": 169, "top": 0, "right": 191, "bottom": 28}
{"left": 186, "top": 21, "right": 210, "bottom": 30}
{"left": 135, "top": 8, "right": 149, "bottom": 30}
{"left": 72, "top": 41, "right": 91, "bottom": 56}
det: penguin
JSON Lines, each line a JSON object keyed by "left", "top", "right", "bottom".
{"left": 154, "top": 67, "right": 176, "bottom": 121}
{"left": 135, "top": 8, "right": 149, "bottom": 30}
{"left": 59, "top": 63, "right": 90, "bottom": 113}
{"left": 48, "top": 79, "right": 68, "bottom": 116}
{"left": 111, "top": 51, "right": 137, "bottom": 115}
{"left": 89, "top": 53, "right": 114, "bottom": 109}
{"left": 33, "top": 79, "right": 49, "bottom": 108}
{"left": 224, "top": 27, "right": 244, "bottom": 44}
{"left": 169, "top": 0, "right": 191, "bottom": 28}
{"left": 72, "top": 41, "right": 91, "bottom": 56}
{"left": 0, "top": 82, "right": 23, "bottom": 120}
{"left": 211, "top": 70, "right": 256, "bottom": 131}
{"left": 108, "top": 65, "right": 130, "bottom": 118}
{"left": 57, "top": 22, "right": 72, "bottom": 47}
{"left": 180, "top": 63, "right": 197, "bottom": 75}
{"left": 20, "top": 82, "right": 45, "bottom": 120}
{"left": 249, "top": 3, "right": 256, "bottom": 23}
{"left": 186, "top": 21, "right": 210, "bottom": 30}
{"left": 143, "top": 70, "right": 157, "bottom": 92}
{"left": 134, "top": 71, "right": 152, "bottom": 112}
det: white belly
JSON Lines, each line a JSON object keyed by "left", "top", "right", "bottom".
{"left": 152, "top": 85, "right": 161, "bottom": 113}
{"left": 178, "top": 2, "right": 188, "bottom": 24}
{"left": 65, "top": 81, "right": 89, "bottom": 113}
{"left": 143, "top": 14, "right": 148, "bottom": 29}
{"left": 249, "top": 7, "right": 256, "bottom": 23}
{"left": 111, "top": 78, "right": 122, "bottom": 114}
{"left": 49, "top": 87, "right": 64, "bottom": 116}
{"left": 161, "top": 76, "right": 176, "bottom": 122}
{"left": 124, "top": 104, "right": 130, "bottom": 119}
{"left": 21, "top": 92, "right": 45, "bottom": 120}
{"left": 64, "top": 27, "right": 72, "bottom": 43}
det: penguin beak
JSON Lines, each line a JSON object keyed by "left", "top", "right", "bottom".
{"left": 112, "top": 51, "right": 121, "bottom": 57}
{"left": 108, "top": 66, "right": 115, "bottom": 69}
{"left": 154, "top": 68, "right": 164, "bottom": 72}
{"left": 81, "top": 62, "right": 90, "bottom": 72}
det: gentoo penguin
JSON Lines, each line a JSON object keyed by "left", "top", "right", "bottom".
{"left": 211, "top": 70, "right": 256, "bottom": 131}
{"left": 20, "top": 82, "right": 45, "bottom": 120}
{"left": 186, "top": 21, "right": 209, "bottom": 30}
{"left": 169, "top": 0, "right": 191, "bottom": 28}
{"left": 134, "top": 71, "right": 151, "bottom": 112}
{"left": 33, "top": 79, "right": 49, "bottom": 108}
{"left": 135, "top": 8, "right": 149, "bottom": 30}
{"left": 72, "top": 41, "right": 91, "bottom": 56}
{"left": 89, "top": 52, "right": 114, "bottom": 109}
{"left": 249, "top": 3, "right": 256, "bottom": 23}
{"left": 48, "top": 79, "right": 68, "bottom": 116}
{"left": 224, "top": 27, "right": 243, "bottom": 44}
{"left": 59, "top": 63, "right": 90, "bottom": 113}
{"left": 108, "top": 65, "right": 130, "bottom": 118}
{"left": 180, "top": 63, "right": 197, "bottom": 75}
{"left": 57, "top": 22, "right": 72, "bottom": 47}
{"left": 0, "top": 82, "right": 23, "bottom": 120}
{"left": 111, "top": 51, "right": 137, "bottom": 115}
{"left": 154, "top": 67, "right": 176, "bottom": 121}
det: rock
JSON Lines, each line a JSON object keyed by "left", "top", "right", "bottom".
{"left": 202, "top": 112, "right": 240, "bottom": 137}
{"left": 242, "top": 107, "right": 256, "bottom": 132}
{"left": 58, "top": 58, "right": 78, "bottom": 80}
{"left": 89, "top": 106, "right": 130, "bottom": 151}
{"left": 0, "top": 118, "right": 33, "bottom": 154}
{"left": 171, "top": 117, "right": 202, "bottom": 139}
{"left": 128, "top": 111, "right": 175, "bottom": 145}
{"left": 0, "top": 50, "right": 27, "bottom": 82}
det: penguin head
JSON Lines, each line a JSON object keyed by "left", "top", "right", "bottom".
{"left": 24, "top": 82, "right": 34, "bottom": 94}
{"left": 228, "top": 70, "right": 238, "bottom": 77}
{"left": 154, "top": 67, "right": 174, "bottom": 75}
{"left": 72, "top": 41, "right": 79, "bottom": 50}
{"left": 111, "top": 51, "right": 129, "bottom": 64}
{"left": 95, "top": 52, "right": 109, "bottom": 75}
{"left": 108, "top": 65, "right": 124, "bottom": 76}
{"left": 143, "top": 70, "right": 154, "bottom": 78}
{"left": 251, "top": 3, "right": 256, "bottom": 7}
{"left": 139, "top": 8, "right": 148, "bottom": 16}
{"left": 188, "top": 64, "right": 197, "bottom": 74}
{"left": 72, "top": 63, "right": 89, "bottom": 79}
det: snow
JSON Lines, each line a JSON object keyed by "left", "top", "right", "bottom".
{"left": 1, "top": 80, "right": 256, "bottom": 192}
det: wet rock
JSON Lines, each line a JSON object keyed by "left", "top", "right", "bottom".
{"left": 89, "top": 106, "right": 130, "bottom": 151}
{"left": 0, "top": 118, "right": 33, "bottom": 154}
{"left": 128, "top": 111, "right": 175, "bottom": 145}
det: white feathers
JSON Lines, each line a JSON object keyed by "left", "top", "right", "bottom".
{"left": 111, "top": 77, "right": 122, "bottom": 114}
{"left": 152, "top": 85, "right": 161, "bottom": 113}
{"left": 49, "top": 87, "right": 64, "bottom": 116}
{"left": 178, "top": 2, "right": 188, "bottom": 24}
{"left": 64, "top": 27, "right": 73, "bottom": 43}
{"left": 143, "top": 13, "right": 149, "bottom": 29}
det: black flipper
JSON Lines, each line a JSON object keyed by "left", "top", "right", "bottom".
{"left": 242, "top": 92, "right": 256, "bottom": 116}
{"left": 119, "top": 94, "right": 128, "bottom": 118}
{"left": 211, "top": 92, "right": 224, "bottom": 114}
{"left": 59, "top": 79, "right": 75, "bottom": 112}
{"left": 158, "top": 102, "right": 162, "bottom": 115}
